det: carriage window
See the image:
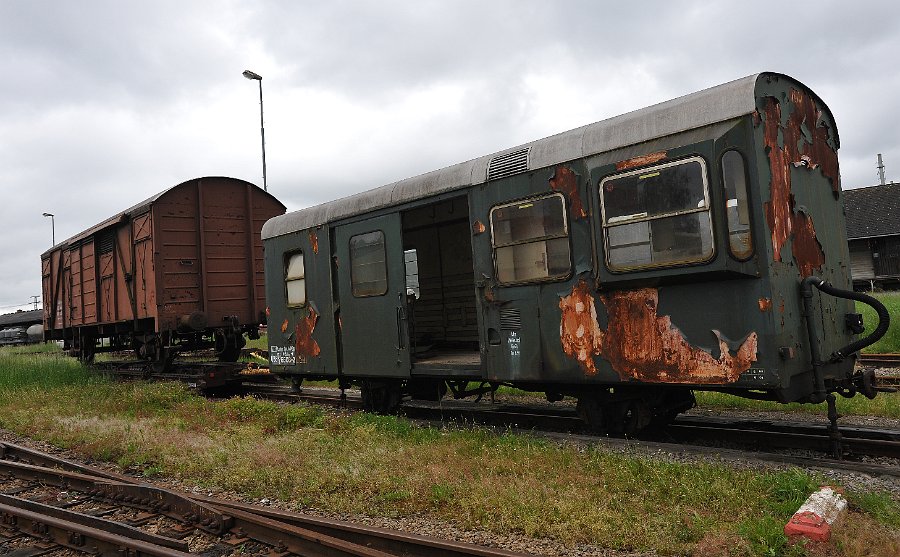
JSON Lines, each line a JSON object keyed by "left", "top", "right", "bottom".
{"left": 600, "top": 157, "right": 713, "bottom": 271}
{"left": 490, "top": 193, "right": 571, "bottom": 284}
{"left": 285, "top": 252, "right": 306, "bottom": 306}
{"left": 722, "top": 150, "right": 753, "bottom": 259}
{"left": 350, "top": 231, "right": 388, "bottom": 297}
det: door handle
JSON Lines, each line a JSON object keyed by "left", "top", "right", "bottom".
{"left": 395, "top": 292, "right": 406, "bottom": 351}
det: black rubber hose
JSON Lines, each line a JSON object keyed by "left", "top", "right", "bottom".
{"left": 813, "top": 279, "right": 890, "bottom": 360}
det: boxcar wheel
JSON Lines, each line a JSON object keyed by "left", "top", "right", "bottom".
{"left": 76, "top": 339, "right": 96, "bottom": 364}
{"left": 361, "top": 380, "right": 402, "bottom": 414}
{"left": 576, "top": 395, "right": 605, "bottom": 434}
{"left": 406, "top": 378, "right": 447, "bottom": 401}
{"left": 217, "top": 332, "right": 246, "bottom": 362}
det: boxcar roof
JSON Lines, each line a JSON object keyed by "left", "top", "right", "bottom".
{"left": 262, "top": 72, "right": 832, "bottom": 239}
{"left": 41, "top": 176, "right": 274, "bottom": 257}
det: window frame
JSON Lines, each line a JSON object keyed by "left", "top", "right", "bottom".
{"left": 349, "top": 229, "right": 389, "bottom": 298}
{"left": 720, "top": 149, "right": 755, "bottom": 262}
{"left": 284, "top": 250, "right": 307, "bottom": 307}
{"left": 488, "top": 192, "right": 573, "bottom": 285}
{"left": 599, "top": 155, "right": 716, "bottom": 272}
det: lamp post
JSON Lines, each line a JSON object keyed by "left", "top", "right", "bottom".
{"left": 242, "top": 69, "right": 267, "bottom": 191}
{"left": 42, "top": 212, "right": 55, "bottom": 246}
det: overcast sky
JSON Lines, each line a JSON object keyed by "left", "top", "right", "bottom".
{"left": 2, "top": 1, "right": 899, "bottom": 313}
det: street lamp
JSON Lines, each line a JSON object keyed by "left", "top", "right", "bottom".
{"left": 242, "top": 69, "right": 267, "bottom": 191}
{"left": 42, "top": 212, "right": 55, "bottom": 246}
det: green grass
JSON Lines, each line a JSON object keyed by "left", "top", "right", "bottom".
{"left": 858, "top": 291, "right": 900, "bottom": 354}
{"left": 0, "top": 348, "right": 897, "bottom": 555}
{"left": 695, "top": 391, "right": 900, "bottom": 420}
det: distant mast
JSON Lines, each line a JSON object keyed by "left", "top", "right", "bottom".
{"left": 877, "top": 153, "right": 886, "bottom": 186}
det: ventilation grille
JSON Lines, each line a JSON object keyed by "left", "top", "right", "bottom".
{"left": 487, "top": 147, "right": 530, "bottom": 181}
{"left": 98, "top": 232, "right": 115, "bottom": 255}
{"left": 499, "top": 308, "right": 522, "bottom": 330}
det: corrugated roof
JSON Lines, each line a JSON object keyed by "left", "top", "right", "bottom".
{"left": 844, "top": 182, "right": 900, "bottom": 239}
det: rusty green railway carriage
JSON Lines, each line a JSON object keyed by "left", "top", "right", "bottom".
{"left": 262, "top": 72, "right": 882, "bottom": 433}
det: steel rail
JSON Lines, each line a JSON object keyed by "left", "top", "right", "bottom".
{"left": 0, "top": 493, "right": 190, "bottom": 551}
{"left": 0, "top": 500, "right": 194, "bottom": 557}
{"left": 0, "top": 441, "right": 536, "bottom": 557}
{"left": 858, "top": 353, "right": 900, "bottom": 367}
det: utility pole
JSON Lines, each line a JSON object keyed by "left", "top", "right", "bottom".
{"left": 877, "top": 154, "right": 886, "bottom": 186}
{"left": 31, "top": 296, "right": 40, "bottom": 310}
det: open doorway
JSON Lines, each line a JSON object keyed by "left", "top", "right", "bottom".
{"left": 401, "top": 196, "right": 480, "bottom": 372}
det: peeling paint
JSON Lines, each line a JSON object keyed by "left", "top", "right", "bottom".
{"left": 758, "top": 298, "right": 772, "bottom": 312}
{"left": 559, "top": 282, "right": 758, "bottom": 383}
{"left": 281, "top": 319, "right": 289, "bottom": 334}
{"left": 309, "top": 230, "right": 319, "bottom": 254}
{"left": 790, "top": 210, "right": 825, "bottom": 278}
{"left": 549, "top": 165, "right": 587, "bottom": 219}
{"left": 472, "top": 220, "right": 486, "bottom": 235}
{"left": 615, "top": 151, "right": 667, "bottom": 171}
{"left": 761, "top": 90, "right": 833, "bottom": 277}
{"left": 295, "top": 306, "right": 321, "bottom": 359}
{"left": 559, "top": 281, "right": 604, "bottom": 375}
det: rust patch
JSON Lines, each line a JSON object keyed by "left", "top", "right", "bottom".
{"left": 295, "top": 306, "right": 321, "bottom": 359}
{"left": 559, "top": 281, "right": 604, "bottom": 375}
{"left": 761, "top": 90, "right": 834, "bottom": 277}
{"left": 791, "top": 210, "right": 825, "bottom": 278}
{"left": 483, "top": 286, "right": 495, "bottom": 303}
{"left": 615, "top": 151, "right": 667, "bottom": 171}
{"left": 559, "top": 283, "right": 758, "bottom": 383}
{"left": 281, "top": 319, "right": 289, "bottom": 334}
{"left": 309, "top": 230, "right": 319, "bottom": 254}
{"left": 549, "top": 165, "right": 587, "bottom": 219}
{"left": 472, "top": 220, "right": 486, "bottom": 235}
{"left": 758, "top": 298, "right": 772, "bottom": 312}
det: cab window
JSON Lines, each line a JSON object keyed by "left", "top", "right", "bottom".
{"left": 490, "top": 193, "right": 571, "bottom": 284}
{"left": 285, "top": 252, "right": 306, "bottom": 306}
{"left": 722, "top": 150, "right": 753, "bottom": 259}
{"left": 600, "top": 156, "right": 714, "bottom": 271}
{"left": 350, "top": 231, "right": 388, "bottom": 297}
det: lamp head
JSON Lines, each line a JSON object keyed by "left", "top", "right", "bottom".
{"left": 242, "top": 70, "right": 262, "bottom": 80}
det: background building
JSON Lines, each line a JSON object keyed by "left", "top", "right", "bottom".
{"left": 844, "top": 182, "right": 900, "bottom": 289}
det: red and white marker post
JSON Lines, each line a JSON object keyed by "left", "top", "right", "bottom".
{"left": 784, "top": 486, "right": 848, "bottom": 542}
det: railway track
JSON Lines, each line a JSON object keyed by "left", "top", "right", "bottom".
{"left": 858, "top": 353, "right": 900, "bottom": 387}
{"left": 858, "top": 353, "right": 900, "bottom": 367}
{"left": 248, "top": 385, "right": 900, "bottom": 468}
{"left": 0, "top": 441, "right": 537, "bottom": 557}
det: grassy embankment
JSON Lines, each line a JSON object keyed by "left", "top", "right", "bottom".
{"left": 0, "top": 344, "right": 898, "bottom": 556}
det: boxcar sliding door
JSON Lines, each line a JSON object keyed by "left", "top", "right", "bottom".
{"left": 334, "top": 214, "right": 411, "bottom": 377}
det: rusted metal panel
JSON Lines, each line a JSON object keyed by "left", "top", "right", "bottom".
{"left": 294, "top": 306, "right": 321, "bottom": 360}
{"left": 548, "top": 165, "right": 587, "bottom": 219}
{"left": 558, "top": 280, "right": 604, "bottom": 374}
{"left": 559, "top": 281, "right": 758, "bottom": 383}
{"left": 760, "top": 88, "right": 836, "bottom": 277}
{"left": 614, "top": 150, "right": 667, "bottom": 171}
{"left": 308, "top": 229, "right": 319, "bottom": 254}
{"left": 758, "top": 298, "right": 772, "bottom": 312}
{"left": 41, "top": 177, "right": 283, "bottom": 345}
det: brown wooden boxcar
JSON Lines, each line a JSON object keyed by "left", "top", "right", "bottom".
{"left": 41, "top": 177, "right": 285, "bottom": 367}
